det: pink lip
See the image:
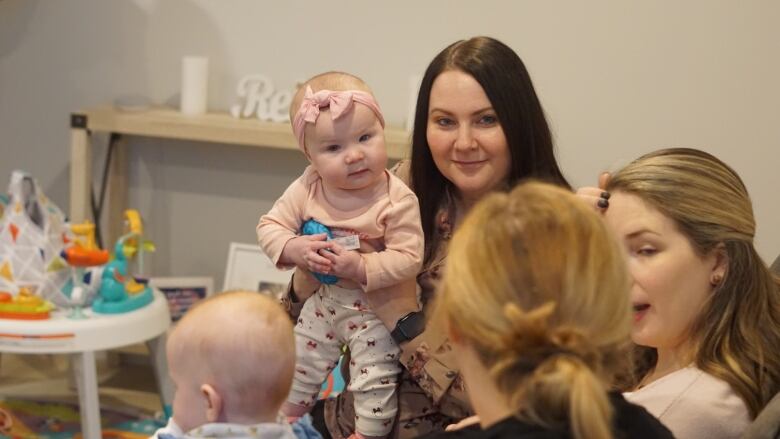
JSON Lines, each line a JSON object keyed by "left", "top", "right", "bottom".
{"left": 348, "top": 169, "right": 369, "bottom": 177}
{"left": 453, "top": 160, "right": 487, "bottom": 168}
{"left": 632, "top": 303, "right": 650, "bottom": 323}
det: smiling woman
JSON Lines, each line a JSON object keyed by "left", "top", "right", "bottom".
{"left": 604, "top": 148, "right": 780, "bottom": 439}
{"left": 410, "top": 36, "right": 571, "bottom": 267}
{"left": 280, "top": 37, "right": 577, "bottom": 438}
{"left": 426, "top": 70, "right": 511, "bottom": 206}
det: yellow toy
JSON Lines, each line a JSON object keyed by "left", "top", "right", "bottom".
{"left": 120, "top": 209, "right": 155, "bottom": 277}
{"left": 0, "top": 287, "right": 54, "bottom": 320}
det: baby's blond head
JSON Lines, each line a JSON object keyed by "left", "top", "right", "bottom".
{"left": 289, "top": 71, "right": 374, "bottom": 122}
{"left": 168, "top": 291, "right": 295, "bottom": 420}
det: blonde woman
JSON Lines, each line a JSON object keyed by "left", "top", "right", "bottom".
{"left": 587, "top": 148, "right": 780, "bottom": 439}
{"left": 423, "top": 182, "right": 673, "bottom": 439}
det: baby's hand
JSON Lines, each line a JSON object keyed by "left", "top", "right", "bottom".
{"left": 321, "top": 243, "right": 366, "bottom": 285}
{"left": 282, "top": 234, "right": 333, "bottom": 274}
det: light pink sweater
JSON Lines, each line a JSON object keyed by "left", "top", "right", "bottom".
{"left": 624, "top": 366, "right": 751, "bottom": 439}
{"left": 257, "top": 166, "right": 423, "bottom": 293}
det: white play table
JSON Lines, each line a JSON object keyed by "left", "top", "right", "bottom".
{"left": 0, "top": 290, "right": 171, "bottom": 439}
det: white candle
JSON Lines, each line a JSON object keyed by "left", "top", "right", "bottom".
{"left": 180, "top": 56, "right": 209, "bottom": 115}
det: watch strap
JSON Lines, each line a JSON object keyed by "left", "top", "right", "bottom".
{"left": 391, "top": 311, "right": 425, "bottom": 344}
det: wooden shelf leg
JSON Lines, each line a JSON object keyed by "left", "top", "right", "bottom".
{"left": 106, "top": 135, "right": 128, "bottom": 247}
{"left": 70, "top": 127, "right": 92, "bottom": 223}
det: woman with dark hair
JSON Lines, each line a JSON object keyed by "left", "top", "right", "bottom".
{"left": 281, "top": 36, "right": 571, "bottom": 439}
{"left": 409, "top": 36, "right": 569, "bottom": 268}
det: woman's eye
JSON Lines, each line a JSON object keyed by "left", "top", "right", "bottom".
{"left": 636, "top": 247, "right": 658, "bottom": 257}
{"left": 359, "top": 134, "right": 371, "bottom": 142}
{"left": 435, "top": 117, "right": 455, "bottom": 127}
{"left": 478, "top": 114, "right": 498, "bottom": 125}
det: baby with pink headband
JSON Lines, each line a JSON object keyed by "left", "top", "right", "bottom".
{"left": 257, "top": 71, "right": 423, "bottom": 438}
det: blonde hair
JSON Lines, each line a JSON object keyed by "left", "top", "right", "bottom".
{"left": 169, "top": 291, "right": 295, "bottom": 417}
{"left": 607, "top": 147, "right": 780, "bottom": 417}
{"left": 435, "top": 181, "right": 632, "bottom": 439}
{"left": 288, "top": 71, "right": 374, "bottom": 122}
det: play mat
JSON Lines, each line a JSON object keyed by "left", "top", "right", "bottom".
{"left": 0, "top": 397, "right": 164, "bottom": 439}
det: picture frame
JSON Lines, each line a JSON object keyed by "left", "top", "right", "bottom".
{"left": 149, "top": 276, "right": 214, "bottom": 321}
{"left": 223, "top": 242, "right": 292, "bottom": 298}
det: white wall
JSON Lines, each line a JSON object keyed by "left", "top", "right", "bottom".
{"left": 1, "top": 0, "right": 778, "bottom": 287}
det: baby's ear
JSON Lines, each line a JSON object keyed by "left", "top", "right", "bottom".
{"left": 201, "top": 384, "right": 223, "bottom": 422}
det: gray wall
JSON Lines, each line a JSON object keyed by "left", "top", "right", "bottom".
{"left": 1, "top": 0, "right": 778, "bottom": 288}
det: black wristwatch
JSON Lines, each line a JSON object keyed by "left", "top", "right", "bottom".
{"left": 390, "top": 311, "right": 426, "bottom": 344}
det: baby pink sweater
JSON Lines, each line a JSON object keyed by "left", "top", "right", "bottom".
{"left": 257, "top": 166, "right": 423, "bottom": 293}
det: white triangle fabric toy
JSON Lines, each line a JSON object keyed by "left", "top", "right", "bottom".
{"left": 0, "top": 170, "right": 72, "bottom": 306}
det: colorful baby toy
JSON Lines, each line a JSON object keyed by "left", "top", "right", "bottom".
{"left": 91, "top": 210, "right": 155, "bottom": 314}
{"left": 301, "top": 219, "right": 339, "bottom": 284}
{"left": 0, "top": 287, "right": 54, "bottom": 320}
{"left": 60, "top": 221, "right": 109, "bottom": 318}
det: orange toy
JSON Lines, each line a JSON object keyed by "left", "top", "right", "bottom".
{"left": 61, "top": 222, "right": 109, "bottom": 267}
{"left": 61, "top": 246, "right": 109, "bottom": 267}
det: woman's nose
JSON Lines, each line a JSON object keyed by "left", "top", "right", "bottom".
{"left": 454, "top": 126, "right": 477, "bottom": 150}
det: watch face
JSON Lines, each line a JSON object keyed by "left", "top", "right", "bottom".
{"left": 401, "top": 311, "right": 426, "bottom": 338}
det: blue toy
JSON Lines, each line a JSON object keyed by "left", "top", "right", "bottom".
{"left": 91, "top": 233, "right": 153, "bottom": 314}
{"left": 92, "top": 210, "right": 155, "bottom": 314}
{"left": 301, "top": 219, "right": 338, "bottom": 284}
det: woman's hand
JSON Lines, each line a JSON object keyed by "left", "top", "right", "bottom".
{"left": 364, "top": 279, "right": 420, "bottom": 332}
{"left": 445, "top": 416, "right": 481, "bottom": 431}
{"left": 575, "top": 172, "right": 611, "bottom": 211}
{"left": 290, "top": 268, "right": 319, "bottom": 302}
{"left": 280, "top": 234, "right": 333, "bottom": 274}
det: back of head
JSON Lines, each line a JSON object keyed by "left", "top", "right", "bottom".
{"left": 170, "top": 291, "right": 295, "bottom": 418}
{"left": 436, "top": 181, "right": 631, "bottom": 439}
{"left": 607, "top": 147, "right": 780, "bottom": 416}
{"left": 410, "top": 36, "right": 570, "bottom": 267}
{"left": 288, "top": 71, "right": 374, "bottom": 122}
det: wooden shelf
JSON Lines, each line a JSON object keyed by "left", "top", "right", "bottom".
{"left": 68, "top": 106, "right": 412, "bottom": 235}
{"left": 71, "top": 106, "right": 412, "bottom": 159}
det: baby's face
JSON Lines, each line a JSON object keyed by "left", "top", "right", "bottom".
{"left": 305, "top": 103, "right": 387, "bottom": 192}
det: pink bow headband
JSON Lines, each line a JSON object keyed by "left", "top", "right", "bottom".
{"left": 292, "top": 85, "right": 385, "bottom": 151}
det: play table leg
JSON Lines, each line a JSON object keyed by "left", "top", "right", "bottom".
{"left": 147, "top": 334, "right": 174, "bottom": 417}
{"left": 72, "top": 351, "right": 101, "bottom": 439}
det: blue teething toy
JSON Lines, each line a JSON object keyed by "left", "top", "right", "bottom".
{"left": 301, "top": 219, "right": 339, "bottom": 284}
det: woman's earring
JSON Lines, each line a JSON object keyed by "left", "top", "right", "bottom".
{"left": 710, "top": 274, "right": 723, "bottom": 287}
